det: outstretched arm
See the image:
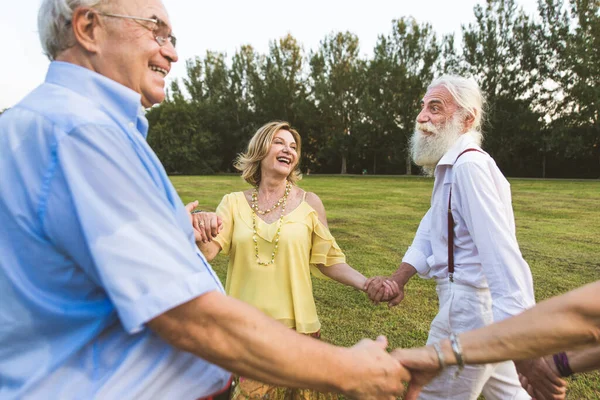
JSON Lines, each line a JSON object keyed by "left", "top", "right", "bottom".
{"left": 148, "top": 291, "right": 410, "bottom": 399}
{"left": 393, "top": 280, "right": 600, "bottom": 399}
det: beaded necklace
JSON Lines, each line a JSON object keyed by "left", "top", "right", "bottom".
{"left": 251, "top": 181, "right": 291, "bottom": 214}
{"left": 251, "top": 181, "right": 291, "bottom": 266}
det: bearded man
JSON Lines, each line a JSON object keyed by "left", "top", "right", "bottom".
{"left": 365, "top": 76, "right": 552, "bottom": 399}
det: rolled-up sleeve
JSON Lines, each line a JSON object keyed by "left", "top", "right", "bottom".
{"left": 454, "top": 162, "right": 535, "bottom": 321}
{"left": 402, "top": 208, "right": 434, "bottom": 277}
{"left": 51, "top": 124, "right": 223, "bottom": 334}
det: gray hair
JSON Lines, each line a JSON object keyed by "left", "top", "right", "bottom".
{"left": 38, "top": 0, "right": 108, "bottom": 60}
{"left": 428, "top": 75, "right": 486, "bottom": 133}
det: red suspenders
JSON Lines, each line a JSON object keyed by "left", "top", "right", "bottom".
{"left": 448, "top": 148, "right": 484, "bottom": 282}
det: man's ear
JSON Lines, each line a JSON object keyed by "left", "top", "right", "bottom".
{"left": 463, "top": 110, "right": 476, "bottom": 131}
{"left": 71, "top": 8, "right": 102, "bottom": 54}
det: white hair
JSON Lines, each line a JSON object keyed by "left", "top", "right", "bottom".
{"left": 38, "top": 0, "right": 109, "bottom": 60}
{"left": 428, "top": 75, "right": 486, "bottom": 133}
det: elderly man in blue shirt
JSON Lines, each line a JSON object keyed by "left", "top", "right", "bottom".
{"left": 0, "top": 0, "right": 411, "bottom": 399}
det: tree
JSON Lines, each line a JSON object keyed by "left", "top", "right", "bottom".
{"left": 461, "top": 0, "right": 544, "bottom": 176}
{"left": 537, "top": 0, "right": 599, "bottom": 177}
{"left": 309, "top": 32, "right": 365, "bottom": 174}
{"left": 362, "top": 18, "right": 440, "bottom": 174}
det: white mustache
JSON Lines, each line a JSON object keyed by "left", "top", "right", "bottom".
{"left": 415, "top": 122, "right": 440, "bottom": 135}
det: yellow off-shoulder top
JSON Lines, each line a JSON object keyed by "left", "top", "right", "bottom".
{"left": 213, "top": 191, "right": 346, "bottom": 334}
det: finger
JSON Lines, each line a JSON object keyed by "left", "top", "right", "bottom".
{"left": 388, "top": 280, "right": 400, "bottom": 295}
{"left": 195, "top": 219, "right": 208, "bottom": 242}
{"left": 388, "top": 292, "right": 404, "bottom": 307}
{"left": 535, "top": 383, "right": 563, "bottom": 400}
{"left": 185, "top": 200, "right": 199, "bottom": 213}
{"left": 202, "top": 220, "right": 213, "bottom": 242}
{"left": 367, "top": 279, "right": 383, "bottom": 300}
{"left": 374, "top": 335, "right": 388, "bottom": 349}
{"left": 373, "top": 285, "right": 387, "bottom": 303}
{"left": 216, "top": 216, "right": 224, "bottom": 233}
{"left": 210, "top": 215, "right": 219, "bottom": 238}
{"left": 382, "top": 281, "right": 393, "bottom": 299}
{"left": 404, "top": 383, "right": 423, "bottom": 400}
{"left": 364, "top": 277, "right": 378, "bottom": 292}
{"left": 519, "top": 374, "right": 529, "bottom": 390}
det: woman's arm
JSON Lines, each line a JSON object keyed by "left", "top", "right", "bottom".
{"left": 316, "top": 263, "right": 367, "bottom": 290}
{"left": 306, "top": 191, "right": 395, "bottom": 295}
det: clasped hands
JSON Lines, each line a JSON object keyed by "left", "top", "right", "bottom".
{"left": 186, "top": 201, "right": 223, "bottom": 243}
{"left": 363, "top": 275, "right": 405, "bottom": 306}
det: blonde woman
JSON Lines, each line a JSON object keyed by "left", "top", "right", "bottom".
{"left": 194, "top": 121, "right": 398, "bottom": 399}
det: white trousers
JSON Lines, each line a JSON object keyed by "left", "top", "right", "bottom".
{"left": 418, "top": 280, "right": 531, "bottom": 400}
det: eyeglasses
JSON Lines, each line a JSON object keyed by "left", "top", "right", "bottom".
{"left": 96, "top": 12, "right": 177, "bottom": 48}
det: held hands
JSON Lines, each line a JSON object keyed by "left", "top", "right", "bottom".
{"left": 344, "top": 336, "right": 411, "bottom": 400}
{"left": 185, "top": 201, "right": 223, "bottom": 244}
{"left": 516, "top": 356, "right": 567, "bottom": 400}
{"left": 363, "top": 276, "right": 403, "bottom": 306}
{"left": 391, "top": 346, "right": 442, "bottom": 400}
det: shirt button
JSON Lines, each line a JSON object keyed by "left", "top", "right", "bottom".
{"left": 129, "top": 122, "right": 134, "bottom": 129}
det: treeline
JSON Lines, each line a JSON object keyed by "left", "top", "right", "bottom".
{"left": 147, "top": 0, "right": 599, "bottom": 178}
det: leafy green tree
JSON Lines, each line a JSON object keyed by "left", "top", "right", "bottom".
{"left": 309, "top": 32, "right": 366, "bottom": 174}
{"left": 537, "top": 0, "right": 599, "bottom": 177}
{"left": 362, "top": 18, "right": 440, "bottom": 174}
{"left": 461, "top": 0, "right": 544, "bottom": 176}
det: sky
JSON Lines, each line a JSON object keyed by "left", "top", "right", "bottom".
{"left": 0, "top": 0, "right": 540, "bottom": 110}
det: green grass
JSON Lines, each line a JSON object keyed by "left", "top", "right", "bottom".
{"left": 173, "top": 174, "right": 600, "bottom": 399}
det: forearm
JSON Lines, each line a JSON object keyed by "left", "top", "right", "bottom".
{"left": 436, "top": 281, "right": 600, "bottom": 365}
{"left": 318, "top": 263, "right": 367, "bottom": 290}
{"left": 567, "top": 344, "right": 600, "bottom": 373}
{"left": 390, "top": 262, "right": 417, "bottom": 287}
{"left": 196, "top": 240, "right": 220, "bottom": 262}
{"left": 148, "top": 291, "right": 355, "bottom": 393}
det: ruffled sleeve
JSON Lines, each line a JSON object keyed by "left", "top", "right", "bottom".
{"left": 213, "top": 193, "right": 236, "bottom": 255}
{"left": 309, "top": 212, "right": 346, "bottom": 279}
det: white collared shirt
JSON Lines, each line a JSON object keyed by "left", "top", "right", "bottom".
{"left": 403, "top": 133, "right": 535, "bottom": 322}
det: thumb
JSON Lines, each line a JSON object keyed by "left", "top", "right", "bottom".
{"left": 405, "top": 383, "right": 423, "bottom": 400}
{"left": 375, "top": 335, "right": 388, "bottom": 349}
{"left": 185, "top": 200, "right": 199, "bottom": 213}
{"left": 388, "top": 292, "right": 404, "bottom": 308}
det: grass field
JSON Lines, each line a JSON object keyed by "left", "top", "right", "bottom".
{"left": 173, "top": 174, "right": 600, "bottom": 399}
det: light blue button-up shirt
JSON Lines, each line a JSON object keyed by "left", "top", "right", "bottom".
{"left": 0, "top": 62, "right": 231, "bottom": 399}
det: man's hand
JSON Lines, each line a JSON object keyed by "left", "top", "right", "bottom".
{"left": 391, "top": 346, "right": 441, "bottom": 400}
{"left": 343, "top": 336, "right": 411, "bottom": 399}
{"left": 185, "top": 201, "right": 223, "bottom": 243}
{"left": 515, "top": 357, "right": 567, "bottom": 400}
{"left": 364, "top": 276, "right": 404, "bottom": 306}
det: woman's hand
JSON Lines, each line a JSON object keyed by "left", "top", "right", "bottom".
{"left": 185, "top": 201, "right": 223, "bottom": 243}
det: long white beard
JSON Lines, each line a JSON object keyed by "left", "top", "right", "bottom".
{"left": 410, "top": 116, "right": 477, "bottom": 176}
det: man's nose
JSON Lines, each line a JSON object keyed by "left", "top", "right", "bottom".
{"left": 161, "top": 42, "right": 179, "bottom": 63}
{"left": 416, "top": 109, "right": 428, "bottom": 124}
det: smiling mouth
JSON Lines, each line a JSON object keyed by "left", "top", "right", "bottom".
{"left": 150, "top": 65, "right": 168, "bottom": 77}
{"left": 277, "top": 157, "right": 291, "bottom": 165}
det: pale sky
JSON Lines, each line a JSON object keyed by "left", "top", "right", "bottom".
{"left": 0, "top": 0, "right": 539, "bottom": 110}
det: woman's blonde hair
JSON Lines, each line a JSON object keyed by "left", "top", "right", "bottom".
{"left": 234, "top": 121, "right": 302, "bottom": 187}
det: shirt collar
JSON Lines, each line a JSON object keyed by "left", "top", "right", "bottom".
{"left": 437, "top": 132, "right": 485, "bottom": 167}
{"left": 45, "top": 61, "right": 149, "bottom": 138}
